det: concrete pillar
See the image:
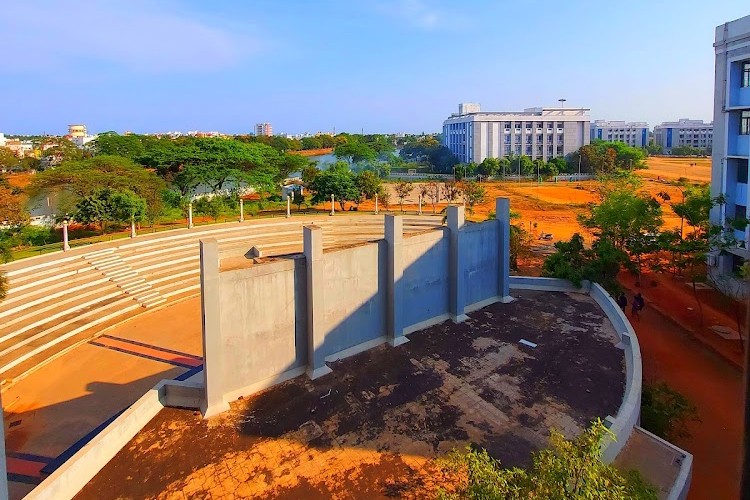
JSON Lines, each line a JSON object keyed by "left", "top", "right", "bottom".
{"left": 385, "top": 215, "right": 408, "bottom": 347}
{"left": 496, "top": 198, "right": 513, "bottom": 302}
{"left": 62, "top": 219, "right": 70, "bottom": 251}
{"left": 375, "top": 194, "right": 379, "bottom": 215}
{"left": 188, "top": 203, "right": 194, "bottom": 229}
{"left": 199, "top": 239, "right": 229, "bottom": 418}
{"left": 130, "top": 216, "right": 136, "bottom": 238}
{"left": 330, "top": 194, "right": 335, "bottom": 216}
{"left": 447, "top": 205, "right": 468, "bottom": 323}
{"left": 418, "top": 194, "right": 422, "bottom": 215}
{"left": 304, "top": 226, "right": 332, "bottom": 379}
{"left": 239, "top": 198, "right": 244, "bottom": 222}
{"left": 286, "top": 196, "right": 291, "bottom": 218}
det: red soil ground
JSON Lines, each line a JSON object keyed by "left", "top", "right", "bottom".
{"left": 619, "top": 274, "right": 743, "bottom": 499}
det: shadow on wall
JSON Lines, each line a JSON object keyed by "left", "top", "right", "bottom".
{"left": 199, "top": 200, "right": 512, "bottom": 417}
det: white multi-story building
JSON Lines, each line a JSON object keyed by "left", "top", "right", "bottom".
{"left": 590, "top": 120, "right": 649, "bottom": 148}
{"left": 710, "top": 14, "right": 750, "bottom": 275}
{"left": 653, "top": 119, "right": 713, "bottom": 154}
{"left": 0, "top": 133, "right": 6, "bottom": 147}
{"left": 442, "top": 103, "right": 590, "bottom": 163}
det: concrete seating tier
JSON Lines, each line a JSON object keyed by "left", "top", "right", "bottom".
{"left": 0, "top": 215, "right": 444, "bottom": 388}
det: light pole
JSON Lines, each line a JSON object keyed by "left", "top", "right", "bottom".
{"left": 62, "top": 215, "right": 70, "bottom": 252}
{"left": 558, "top": 98, "right": 566, "bottom": 108}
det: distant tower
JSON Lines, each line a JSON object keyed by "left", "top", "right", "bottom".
{"left": 255, "top": 123, "right": 273, "bottom": 137}
{"left": 68, "top": 124, "right": 87, "bottom": 138}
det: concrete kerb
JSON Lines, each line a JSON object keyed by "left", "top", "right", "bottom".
{"left": 631, "top": 426, "right": 693, "bottom": 500}
{"left": 24, "top": 378, "right": 196, "bottom": 500}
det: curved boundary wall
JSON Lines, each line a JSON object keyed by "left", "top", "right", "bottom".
{"left": 509, "top": 275, "right": 692, "bottom": 499}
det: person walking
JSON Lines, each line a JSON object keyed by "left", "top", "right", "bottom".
{"left": 631, "top": 292, "right": 645, "bottom": 320}
{"left": 617, "top": 293, "right": 628, "bottom": 312}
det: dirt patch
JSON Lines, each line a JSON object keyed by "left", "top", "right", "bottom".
{"left": 76, "top": 291, "right": 625, "bottom": 499}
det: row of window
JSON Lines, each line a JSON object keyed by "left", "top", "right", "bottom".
{"left": 743, "top": 61, "right": 750, "bottom": 88}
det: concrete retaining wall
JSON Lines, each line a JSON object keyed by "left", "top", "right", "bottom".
{"left": 200, "top": 200, "right": 512, "bottom": 415}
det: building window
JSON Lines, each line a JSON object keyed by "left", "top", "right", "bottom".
{"left": 504, "top": 145, "right": 511, "bottom": 155}
{"left": 743, "top": 61, "right": 750, "bottom": 88}
{"left": 736, "top": 204, "right": 747, "bottom": 221}
{"left": 741, "top": 111, "right": 750, "bottom": 135}
{"left": 737, "top": 159, "right": 749, "bottom": 184}
{"left": 525, "top": 145, "right": 532, "bottom": 155}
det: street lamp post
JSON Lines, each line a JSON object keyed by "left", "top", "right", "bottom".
{"left": 62, "top": 215, "right": 70, "bottom": 252}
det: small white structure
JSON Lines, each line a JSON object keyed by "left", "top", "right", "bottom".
{"left": 281, "top": 184, "right": 304, "bottom": 201}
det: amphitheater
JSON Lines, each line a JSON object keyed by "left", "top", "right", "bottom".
{"left": 0, "top": 214, "right": 445, "bottom": 388}
{"left": 0, "top": 210, "right": 694, "bottom": 499}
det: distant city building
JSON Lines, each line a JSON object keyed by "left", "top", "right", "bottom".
{"left": 590, "top": 120, "right": 649, "bottom": 148}
{"left": 255, "top": 123, "right": 273, "bottom": 137}
{"left": 653, "top": 119, "right": 713, "bottom": 154}
{"left": 0, "top": 133, "right": 6, "bottom": 147}
{"left": 442, "top": 103, "right": 590, "bottom": 163}
{"left": 710, "top": 14, "right": 750, "bottom": 275}
{"left": 68, "top": 124, "right": 87, "bottom": 138}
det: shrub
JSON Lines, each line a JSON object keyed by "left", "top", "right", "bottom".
{"left": 641, "top": 381, "right": 700, "bottom": 440}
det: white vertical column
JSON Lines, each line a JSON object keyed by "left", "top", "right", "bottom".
{"left": 304, "top": 225, "right": 332, "bottom": 379}
{"left": 62, "top": 219, "right": 70, "bottom": 251}
{"left": 286, "top": 196, "right": 291, "bottom": 218}
{"left": 239, "top": 198, "right": 244, "bottom": 222}
{"left": 496, "top": 198, "right": 513, "bottom": 302}
{"left": 447, "top": 205, "right": 467, "bottom": 323}
{"left": 418, "top": 194, "right": 422, "bottom": 215}
{"left": 375, "top": 194, "right": 379, "bottom": 214}
{"left": 385, "top": 215, "right": 407, "bottom": 346}
{"left": 330, "top": 194, "right": 335, "bottom": 216}
{"left": 188, "top": 203, "right": 194, "bottom": 229}
{"left": 130, "top": 216, "right": 136, "bottom": 238}
{"left": 199, "top": 239, "right": 229, "bottom": 418}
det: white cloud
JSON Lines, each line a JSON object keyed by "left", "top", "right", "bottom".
{"left": 378, "top": 0, "right": 447, "bottom": 30}
{"left": 0, "top": 1, "right": 259, "bottom": 74}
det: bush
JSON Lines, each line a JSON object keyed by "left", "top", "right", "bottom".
{"left": 641, "top": 382, "right": 700, "bottom": 440}
{"left": 439, "top": 419, "right": 657, "bottom": 499}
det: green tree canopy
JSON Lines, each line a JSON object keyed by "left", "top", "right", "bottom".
{"left": 310, "top": 162, "right": 359, "bottom": 210}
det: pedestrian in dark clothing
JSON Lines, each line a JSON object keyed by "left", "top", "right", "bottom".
{"left": 617, "top": 293, "right": 627, "bottom": 312}
{"left": 631, "top": 293, "right": 645, "bottom": 320}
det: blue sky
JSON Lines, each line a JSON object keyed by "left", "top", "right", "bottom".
{"left": 1, "top": 0, "right": 748, "bottom": 135}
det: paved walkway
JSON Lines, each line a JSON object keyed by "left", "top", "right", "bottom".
{"left": 4, "top": 298, "right": 203, "bottom": 499}
{"left": 624, "top": 290, "right": 743, "bottom": 499}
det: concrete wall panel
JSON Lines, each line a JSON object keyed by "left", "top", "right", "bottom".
{"left": 219, "top": 258, "right": 306, "bottom": 395}
{"left": 462, "top": 222, "right": 500, "bottom": 307}
{"left": 321, "top": 242, "right": 387, "bottom": 357}
{"left": 402, "top": 230, "right": 450, "bottom": 330}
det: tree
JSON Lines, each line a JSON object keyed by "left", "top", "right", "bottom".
{"left": 580, "top": 181, "right": 663, "bottom": 252}
{"left": 293, "top": 189, "right": 305, "bottom": 211}
{"left": 644, "top": 141, "right": 662, "bottom": 156}
{"left": 542, "top": 234, "right": 628, "bottom": 294}
{"left": 301, "top": 165, "right": 320, "bottom": 186}
{"left": 394, "top": 180, "right": 413, "bottom": 212}
{"left": 310, "top": 162, "right": 359, "bottom": 211}
{"left": 477, "top": 158, "right": 501, "bottom": 177}
{"left": 0, "top": 177, "right": 29, "bottom": 227}
{"left": 75, "top": 188, "right": 117, "bottom": 234}
{"left": 641, "top": 382, "right": 700, "bottom": 441}
{"left": 355, "top": 170, "right": 382, "bottom": 202}
{"left": 29, "top": 155, "right": 166, "bottom": 222}
{"left": 441, "top": 419, "right": 657, "bottom": 500}
{"left": 0, "top": 147, "right": 20, "bottom": 171}
{"left": 426, "top": 181, "right": 440, "bottom": 213}
{"left": 194, "top": 196, "right": 226, "bottom": 223}
{"left": 443, "top": 180, "right": 462, "bottom": 204}
{"left": 110, "top": 190, "right": 147, "bottom": 229}
{"left": 460, "top": 181, "right": 486, "bottom": 214}
{"left": 334, "top": 139, "right": 377, "bottom": 165}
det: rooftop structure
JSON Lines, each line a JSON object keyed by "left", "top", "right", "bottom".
{"left": 442, "top": 104, "right": 590, "bottom": 163}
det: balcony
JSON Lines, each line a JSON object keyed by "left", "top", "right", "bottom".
{"left": 729, "top": 86, "right": 750, "bottom": 108}
{"left": 729, "top": 135, "right": 750, "bottom": 157}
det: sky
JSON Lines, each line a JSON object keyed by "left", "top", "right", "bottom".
{"left": 1, "top": 0, "right": 748, "bottom": 136}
